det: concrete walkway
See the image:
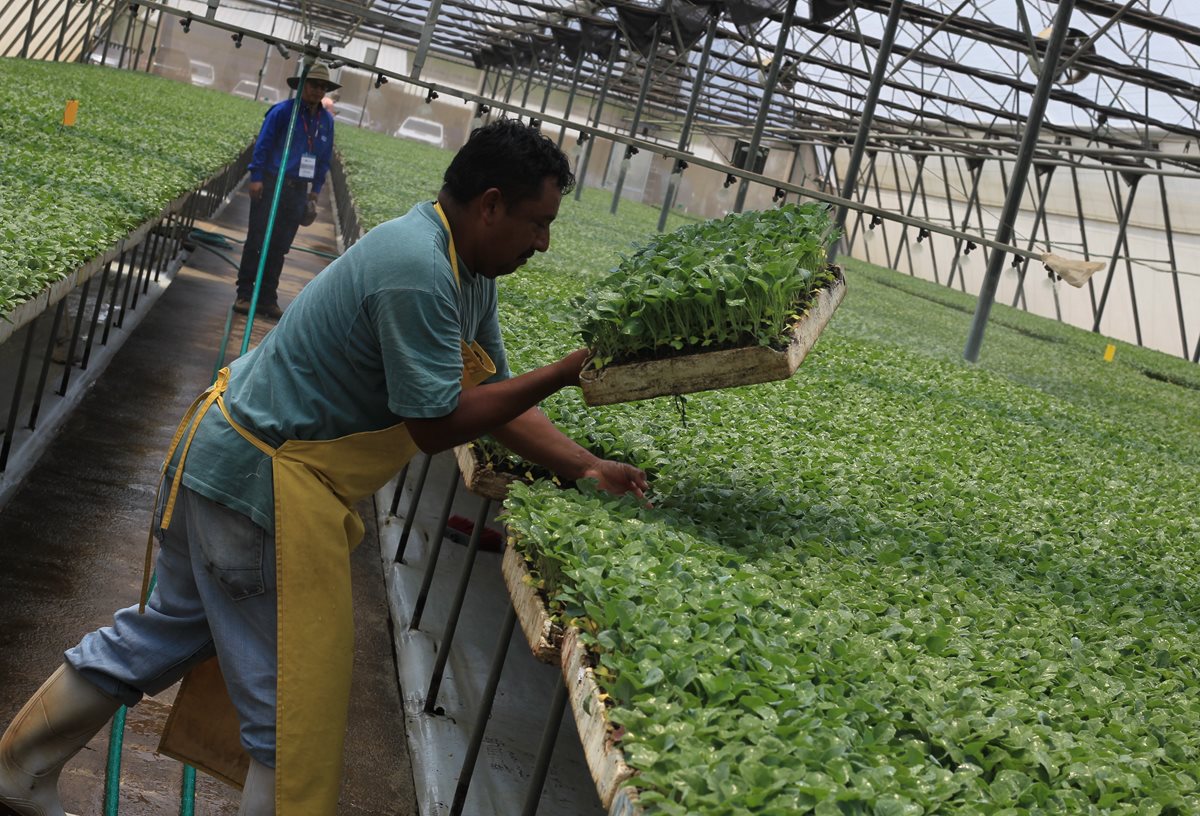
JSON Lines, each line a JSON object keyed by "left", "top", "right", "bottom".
{"left": 0, "top": 184, "right": 418, "bottom": 815}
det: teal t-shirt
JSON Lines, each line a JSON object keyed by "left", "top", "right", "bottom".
{"left": 176, "top": 201, "right": 511, "bottom": 532}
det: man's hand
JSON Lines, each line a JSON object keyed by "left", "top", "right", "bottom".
{"left": 248, "top": 181, "right": 264, "bottom": 201}
{"left": 580, "top": 459, "right": 650, "bottom": 503}
{"left": 308, "top": 192, "right": 319, "bottom": 202}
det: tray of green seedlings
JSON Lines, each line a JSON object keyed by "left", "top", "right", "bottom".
{"left": 501, "top": 543, "right": 564, "bottom": 664}
{"left": 575, "top": 203, "right": 844, "bottom": 406}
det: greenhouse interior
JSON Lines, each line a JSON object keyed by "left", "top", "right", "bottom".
{"left": 1, "top": 0, "right": 1198, "bottom": 813}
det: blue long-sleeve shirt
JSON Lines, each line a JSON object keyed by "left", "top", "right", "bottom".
{"left": 248, "top": 98, "right": 335, "bottom": 194}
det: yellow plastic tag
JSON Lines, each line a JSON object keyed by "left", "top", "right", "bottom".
{"left": 63, "top": 99, "right": 79, "bottom": 126}
{"left": 1103, "top": 343, "right": 1116, "bottom": 362}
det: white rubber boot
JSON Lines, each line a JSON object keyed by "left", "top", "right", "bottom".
{"left": 0, "top": 664, "right": 121, "bottom": 816}
{"left": 237, "top": 757, "right": 275, "bottom": 816}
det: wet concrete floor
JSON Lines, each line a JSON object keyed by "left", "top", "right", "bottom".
{"left": 0, "top": 186, "right": 418, "bottom": 815}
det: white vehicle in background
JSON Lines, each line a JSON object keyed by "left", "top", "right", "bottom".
{"left": 189, "top": 60, "right": 215, "bottom": 88}
{"left": 232, "top": 79, "right": 282, "bottom": 105}
{"left": 333, "top": 103, "right": 373, "bottom": 130}
{"left": 395, "top": 116, "right": 445, "bottom": 148}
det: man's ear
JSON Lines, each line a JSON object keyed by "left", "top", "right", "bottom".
{"left": 478, "top": 188, "right": 505, "bottom": 225}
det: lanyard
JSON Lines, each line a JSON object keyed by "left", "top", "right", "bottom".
{"left": 298, "top": 105, "right": 319, "bottom": 153}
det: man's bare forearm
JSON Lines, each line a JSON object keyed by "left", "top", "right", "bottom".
{"left": 490, "top": 408, "right": 600, "bottom": 481}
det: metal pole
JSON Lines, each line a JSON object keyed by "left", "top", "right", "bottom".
{"left": 78, "top": 0, "right": 98, "bottom": 60}
{"left": 575, "top": 44, "right": 618, "bottom": 201}
{"left": 425, "top": 498, "right": 493, "bottom": 712}
{"left": 827, "top": 0, "right": 905, "bottom": 263}
{"left": 520, "top": 673, "right": 568, "bottom": 816}
{"left": 1, "top": 314, "right": 40, "bottom": 471}
{"left": 54, "top": 0, "right": 72, "bottom": 59}
{"left": 733, "top": 0, "right": 798, "bottom": 213}
{"left": 890, "top": 155, "right": 925, "bottom": 273}
{"left": 519, "top": 55, "right": 536, "bottom": 111}
{"left": 964, "top": 0, "right": 1078, "bottom": 363}
{"left": 409, "top": 468, "right": 461, "bottom": 630}
{"left": 449, "top": 606, "right": 517, "bottom": 816}
{"left": 556, "top": 46, "right": 586, "bottom": 149}
{"left": 1091, "top": 173, "right": 1141, "bottom": 335}
{"left": 20, "top": 0, "right": 39, "bottom": 57}
{"left": 610, "top": 26, "right": 660, "bottom": 215}
{"left": 410, "top": 0, "right": 443, "bottom": 80}
{"left": 1010, "top": 165, "right": 1055, "bottom": 309}
{"left": 394, "top": 454, "right": 432, "bottom": 563}
{"left": 947, "top": 159, "right": 983, "bottom": 292}
{"left": 1156, "top": 162, "right": 1188, "bottom": 358}
{"left": 658, "top": 14, "right": 717, "bottom": 232}
{"left": 915, "top": 160, "right": 940, "bottom": 283}
{"left": 538, "top": 47, "right": 559, "bottom": 114}
{"left": 1068, "top": 158, "right": 1099, "bottom": 319}
{"left": 845, "top": 150, "right": 878, "bottom": 259}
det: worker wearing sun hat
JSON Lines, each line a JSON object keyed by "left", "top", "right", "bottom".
{"left": 233, "top": 59, "right": 340, "bottom": 320}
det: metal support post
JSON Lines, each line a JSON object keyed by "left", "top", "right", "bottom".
{"left": 610, "top": 26, "right": 660, "bottom": 215}
{"left": 1010, "top": 165, "right": 1056, "bottom": 309}
{"left": 449, "top": 605, "right": 518, "bottom": 816}
{"left": 388, "top": 463, "right": 411, "bottom": 516}
{"left": 425, "top": 498, "right": 493, "bottom": 712}
{"left": 55, "top": 0, "right": 72, "bottom": 59}
{"left": 538, "top": 48, "right": 559, "bottom": 114}
{"left": 658, "top": 14, "right": 717, "bottom": 232}
{"left": 1091, "top": 173, "right": 1141, "bottom": 336}
{"left": 964, "top": 0, "right": 1077, "bottom": 363}
{"left": 100, "top": 245, "right": 127, "bottom": 345}
{"left": 575, "top": 45, "right": 618, "bottom": 200}
{"left": 20, "top": 0, "right": 39, "bottom": 57}
{"left": 556, "top": 47, "right": 586, "bottom": 149}
{"left": 519, "top": 57, "right": 536, "bottom": 111}
{"left": 915, "top": 159, "right": 940, "bottom": 282}
{"left": 828, "top": 0, "right": 904, "bottom": 263}
{"left": 410, "top": 0, "right": 443, "bottom": 80}
{"left": 80, "top": 261, "right": 112, "bottom": 369}
{"left": 870, "top": 161, "right": 894, "bottom": 267}
{"left": 946, "top": 158, "right": 984, "bottom": 291}
{"left": 520, "top": 674, "right": 568, "bottom": 816}
{"left": 394, "top": 454, "right": 432, "bottom": 562}
{"left": 410, "top": 468, "right": 461, "bottom": 630}
{"left": 1, "top": 314, "right": 40, "bottom": 472}
{"left": 890, "top": 155, "right": 926, "bottom": 273}
{"left": 733, "top": 0, "right": 798, "bottom": 213}
{"left": 28, "top": 301, "right": 67, "bottom": 430}
{"left": 1156, "top": 162, "right": 1189, "bottom": 357}
{"left": 78, "top": 0, "right": 98, "bottom": 60}
{"left": 846, "top": 151, "right": 879, "bottom": 260}
{"left": 56, "top": 276, "right": 93, "bottom": 396}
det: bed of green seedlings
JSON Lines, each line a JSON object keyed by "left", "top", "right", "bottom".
{"left": 337, "top": 130, "right": 1200, "bottom": 815}
{"left": 0, "top": 58, "right": 265, "bottom": 315}
{"left": 575, "top": 203, "right": 839, "bottom": 369}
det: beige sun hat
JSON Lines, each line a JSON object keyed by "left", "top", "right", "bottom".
{"left": 287, "top": 61, "right": 341, "bottom": 91}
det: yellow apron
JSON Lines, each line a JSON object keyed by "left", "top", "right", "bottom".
{"left": 152, "top": 203, "right": 492, "bottom": 813}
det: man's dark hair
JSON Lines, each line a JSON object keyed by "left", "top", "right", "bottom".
{"left": 442, "top": 118, "right": 575, "bottom": 206}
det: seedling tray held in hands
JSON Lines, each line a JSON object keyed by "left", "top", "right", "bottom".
{"left": 580, "top": 267, "right": 846, "bottom": 406}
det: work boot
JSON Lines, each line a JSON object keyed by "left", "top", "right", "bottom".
{"left": 257, "top": 303, "right": 284, "bottom": 321}
{"left": 237, "top": 757, "right": 274, "bottom": 816}
{"left": 232, "top": 298, "right": 252, "bottom": 315}
{"left": 0, "top": 664, "right": 122, "bottom": 816}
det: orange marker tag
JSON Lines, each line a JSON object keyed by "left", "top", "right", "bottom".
{"left": 63, "top": 99, "right": 79, "bottom": 126}
{"left": 1103, "top": 343, "right": 1116, "bottom": 362}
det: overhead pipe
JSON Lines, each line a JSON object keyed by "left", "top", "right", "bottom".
{"left": 556, "top": 46, "right": 586, "bottom": 149}
{"left": 733, "top": 0, "right": 799, "bottom": 213}
{"left": 610, "top": 24, "right": 661, "bottom": 215}
{"left": 658, "top": 12, "right": 718, "bottom": 232}
{"left": 575, "top": 43, "right": 619, "bottom": 201}
{"left": 409, "top": 0, "right": 443, "bottom": 80}
{"left": 827, "top": 0, "right": 905, "bottom": 262}
{"left": 964, "top": 0, "right": 1078, "bottom": 363}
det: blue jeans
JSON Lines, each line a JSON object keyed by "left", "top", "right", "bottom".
{"left": 65, "top": 486, "right": 278, "bottom": 766}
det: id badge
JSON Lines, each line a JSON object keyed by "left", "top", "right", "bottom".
{"left": 298, "top": 153, "right": 316, "bottom": 179}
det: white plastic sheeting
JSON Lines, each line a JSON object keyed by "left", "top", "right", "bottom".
{"left": 375, "top": 450, "right": 605, "bottom": 816}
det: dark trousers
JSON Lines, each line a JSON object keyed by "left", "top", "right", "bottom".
{"left": 236, "top": 175, "right": 308, "bottom": 306}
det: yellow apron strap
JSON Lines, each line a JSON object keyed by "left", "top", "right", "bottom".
{"left": 214, "top": 397, "right": 278, "bottom": 458}
{"left": 432, "top": 201, "right": 461, "bottom": 288}
{"left": 140, "top": 369, "right": 230, "bottom": 611}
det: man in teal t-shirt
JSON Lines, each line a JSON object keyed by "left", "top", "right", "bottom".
{"left": 0, "top": 120, "right": 647, "bottom": 816}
